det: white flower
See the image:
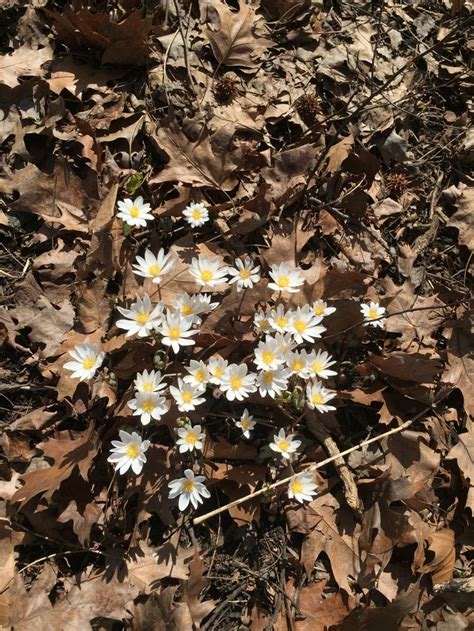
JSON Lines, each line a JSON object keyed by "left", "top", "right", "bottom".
{"left": 273, "top": 332, "right": 297, "bottom": 355}
{"left": 268, "top": 262, "right": 305, "bottom": 294}
{"left": 269, "top": 428, "right": 301, "bottom": 460}
{"left": 132, "top": 248, "right": 175, "bottom": 284}
{"left": 220, "top": 364, "right": 257, "bottom": 401}
{"left": 284, "top": 349, "right": 312, "bottom": 378}
{"left": 174, "top": 292, "right": 210, "bottom": 324}
{"left": 312, "top": 300, "right": 336, "bottom": 318}
{"left": 176, "top": 424, "right": 205, "bottom": 453}
{"left": 268, "top": 304, "right": 293, "bottom": 333}
{"left": 116, "top": 294, "right": 163, "bottom": 338}
{"left": 306, "top": 380, "right": 336, "bottom": 413}
{"left": 288, "top": 472, "right": 318, "bottom": 503}
{"left": 117, "top": 196, "right": 153, "bottom": 227}
{"left": 183, "top": 202, "right": 209, "bottom": 227}
{"left": 235, "top": 409, "right": 256, "bottom": 439}
{"left": 128, "top": 391, "right": 169, "bottom": 425}
{"left": 256, "top": 368, "right": 290, "bottom": 398}
{"left": 289, "top": 305, "right": 326, "bottom": 344}
{"left": 307, "top": 350, "right": 337, "bottom": 380}
{"left": 64, "top": 341, "right": 105, "bottom": 381}
{"left": 189, "top": 254, "right": 228, "bottom": 287}
{"left": 168, "top": 469, "right": 211, "bottom": 511}
{"left": 254, "top": 311, "right": 272, "bottom": 333}
{"left": 361, "top": 301, "right": 386, "bottom": 328}
{"left": 157, "top": 312, "right": 197, "bottom": 353}
{"left": 207, "top": 356, "right": 229, "bottom": 385}
{"left": 134, "top": 369, "right": 168, "bottom": 393}
{"left": 254, "top": 336, "right": 284, "bottom": 371}
{"left": 107, "top": 430, "right": 150, "bottom": 475}
{"left": 228, "top": 256, "right": 261, "bottom": 291}
{"left": 184, "top": 360, "right": 210, "bottom": 388}
{"left": 169, "top": 378, "right": 206, "bottom": 412}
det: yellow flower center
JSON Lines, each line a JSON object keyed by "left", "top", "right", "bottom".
{"left": 230, "top": 376, "right": 243, "bottom": 390}
{"left": 182, "top": 391, "right": 193, "bottom": 404}
{"left": 168, "top": 326, "right": 181, "bottom": 340}
{"left": 82, "top": 357, "right": 95, "bottom": 370}
{"left": 258, "top": 318, "right": 270, "bottom": 330}
{"left": 290, "top": 478, "right": 304, "bottom": 494}
{"left": 263, "top": 371, "right": 274, "bottom": 384}
{"left": 314, "top": 306, "right": 324, "bottom": 315}
{"left": 276, "top": 275, "right": 289, "bottom": 288}
{"left": 142, "top": 382, "right": 154, "bottom": 392}
{"left": 129, "top": 206, "right": 140, "bottom": 218}
{"left": 181, "top": 304, "right": 193, "bottom": 316}
{"left": 312, "top": 393, "right": 323, "bottom": 405}
{"left": 292, "top": 360, "right": 304, "bottom": 372}
{"left": 294, "top": 319, "right": 307, "bottom": 333}
{"left": 192, "top": 209, "right": 202, "bottom": 220}
{"left": 183, "top": 480, "right": 195, "bottom": 493}
{"left": 148, "top": 264, "right": 161, "bottom": 276}
{"left": 142, "top": 400, "right": 155, "bottom": 413}
{"left": 312, "top": 362, "right": 323, "bottom": 373}
{"left": 241, "top": 419, "right": 250, "bottom": 429}
{"left": 213, "top": 366, "right": 223, "bottom": 379}
{"left": 200, "top": 269, "right": 214, "bottom": 282}
{"left": 368, "top": 308, "right": 379, "bottom": 319}
{"left": 185, "top": 431, "right": 198, "bottom": 445}
{"left": 239, "top": 268, "right": 251, "bottom": 279}
{"left": 276, "top": 317, "right": 288, "bottom": 328}
{"left": 195, "top": 370, "right": 205, "bottom": 383}
{"left": 262, "top": 351, "right": 275, "bottom": 365}
{"left": 126, "top": 443, "right": 140, "bottom": 459}
{"left": 136, "top": 311, "right": 149, "bottom": 325}
{"left": 277, "top": 439, "right": 289, "bottom": 452}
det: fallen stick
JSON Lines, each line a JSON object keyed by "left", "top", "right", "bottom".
{"left": 193, "top": 404, "right": 436, "bottom": 526}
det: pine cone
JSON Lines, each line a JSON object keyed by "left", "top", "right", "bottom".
{"left": 296, "top": 94, "right": 320, "bottom": 125}
{"left": 214, "top": 76, "right": 238, "bottom": 103}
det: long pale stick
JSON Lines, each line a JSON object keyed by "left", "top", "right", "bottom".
{"left": 193, "top": 406, "right": 433, "bottom": 526}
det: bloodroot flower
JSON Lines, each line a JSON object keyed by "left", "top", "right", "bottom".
{"left": 235, "top": 409, "right": 256, "bottom": 438}
{"left": 312, "top": 300, "right": 336, "bottom": 318}
{"left": 116, "top": 294, "right": 163, "bottom": 338}
{"left": 168, "top": 469, "right": 211, "bottom": 511}
{"left": 361, "top": 301, "right": 386, "bottom": 328}
{"left": 228, "top": 256, "right": 261, "bottom": 291}
{"left": 307, "top": 350, "right": 337, "bottom": 380}
{"left": 288, "top": 472, "right": 318, "bottom": 503}
{"left": 189, "top": 254, "right": 228, "bottom": 288}
{"left": 183, "top": 202, "right": 209, "bottom": 227}
{"left": 170, "top": 378, "right": 206, "bottom": 412}
{"left": 64, "top": 341, "right": 105, "bottom": 381}
{"left": 176, "top": 424, "right": 206, "bottom": 453}
{"left": 128, "top": 391, "right": 169, "bottom": 425}
{"left": 306, "top": 380, "right": 336, "bottom": 413}
{"left": 269, "top": 428, "right": 301, "bottom": 460}
{"left": 268, "top": 262, "right": 305, "bottom": 294}
{"left": 132, "top": 248, "right": 175, "bottom": 284}
{"left": 107, "top": 430, "right": 150, "bottom": 475}
{"left": 220, "top": 364, "right": 257, "bottom": 401}
{"left": 157, "top": 312, "right": 198, "bottom": 353}
{"left": 117, "top": 196, "right": 153, "bottom": 227}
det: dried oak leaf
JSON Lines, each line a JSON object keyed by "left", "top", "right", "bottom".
{"left": 420, "top": 528, "right": 456, "bottom": 584}
{"left": 121, "top": 542, "right": 191, "bottom": 592}
{"left": 287, "top": 493, "right": 360, "bottom": 594}
{"left": 49, "top": 8, "right": 153, "bottom": 65}
{"left": 370, "top": 351, "right": 443, "bottom": 384}
{"left": 295, "top": 580, "right": 355, "bottom": 631}
{"left": 443, "top": 313, "right": 474, "bottom": 416}
{"left": 446, "top": 421, "right": 474, "bottom": 512}
{"left": 202, "top": 0, "right": 273, "bottom": 68}
{"left": 1, "top": 162, "right": 100, "bottom": 232}
{"left": 10, "top": 424, "right": 97, "bottom": 509}
{"left": 181, "top": 550, "right": 216, "bottom": 627}
{"left": 150, "top": 122, "right": 238, "bottom": 190}
{"left": 0, "top": 44, "right": 53, "bottom": 87}
{"left": 447, "top": 187, "right": 474, "bottom": 251}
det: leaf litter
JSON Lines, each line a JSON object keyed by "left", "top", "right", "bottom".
{"left": 0, "top": 1, "right": 472, "bottom": 630}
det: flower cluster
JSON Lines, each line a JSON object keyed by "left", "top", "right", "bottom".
{"left": 66, "top": 198, "right": 389, "bottom": 512}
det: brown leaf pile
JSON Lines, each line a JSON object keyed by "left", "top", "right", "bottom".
{"left": 0, "top": 1, "right": 472, "bottom": 629}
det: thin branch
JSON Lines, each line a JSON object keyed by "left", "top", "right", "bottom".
{"left": 193, "top": 402, "right": 440, "bottom": 526}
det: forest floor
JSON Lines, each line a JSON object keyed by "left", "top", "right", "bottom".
{"left": 0, "top": 1, "right": 473, "bottom": 629}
